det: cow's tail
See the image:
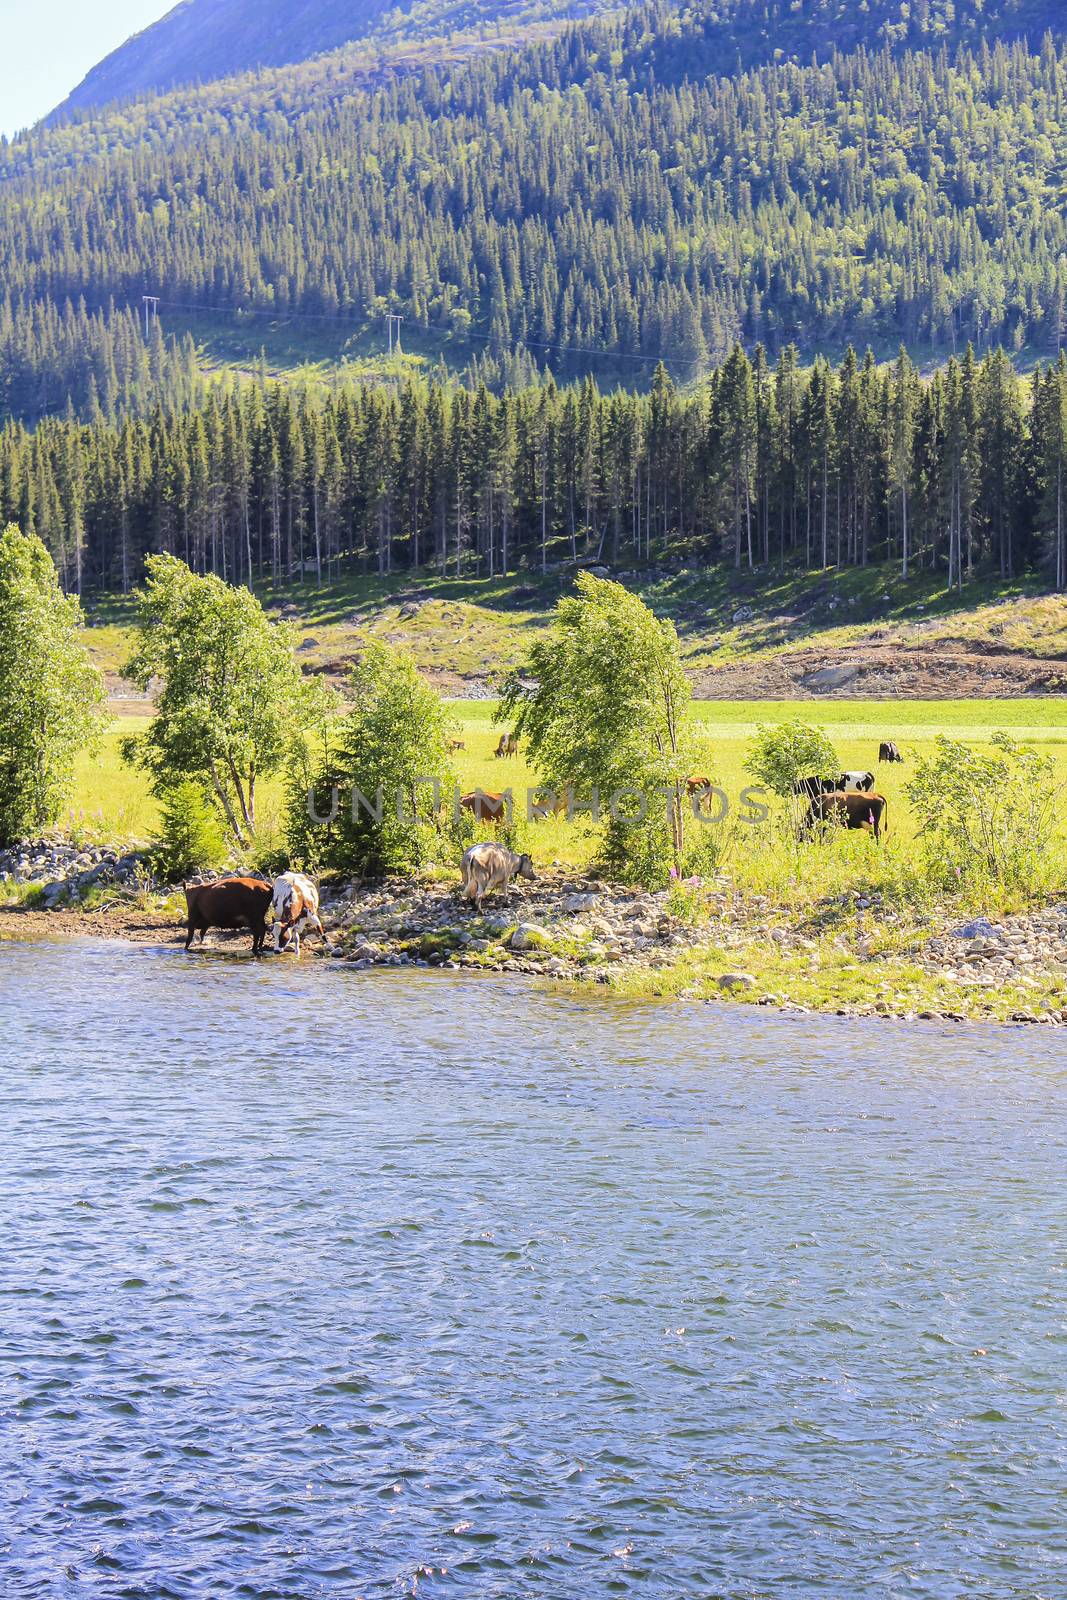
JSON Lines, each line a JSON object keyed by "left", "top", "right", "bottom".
{"left": 881, "top": 797, "right": 889, "bottom": 838}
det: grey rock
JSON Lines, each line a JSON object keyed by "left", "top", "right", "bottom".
{"left": 953, "top": 918, "right": 999, "bottom": 940}
{"left": 803, "top": 664, "right": 862, "bottom": 690}
{"left": 509, "top": 923, "right": 552, "bottom": 952}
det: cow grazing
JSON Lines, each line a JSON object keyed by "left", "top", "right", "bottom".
{"left": 838, "top": 770, "right": 876, "bottom": 793}
{"left": 460, "top": 842, "right": 536, "bottom": 910}
{"left": 793, "top": 775, "right": 839, "bottom": 801}
{"left": 805, "top": 791, "right": 889, "bottom": 842}
{"left": 183, "top": 876, "right": 273, "bottom": 953}
{"left": 879, "top": 741, "right": 904, "bottom": 763}
{"left": 448, "top": 738, "right": 466, "bottom": 752}
{"left": 460, "top": 790, "right": 510, "bottom": 823}
{"left": 794, "top": 771, "right": 876, "bottom": 801}
{"left": 494, "top": 732, "right": 519, "bottom": 759}
{"left": 270, "top": 870, "right": 328, "bottom": 955}
{"left": 529, "top": 787, "right": 570, "bottom": 819}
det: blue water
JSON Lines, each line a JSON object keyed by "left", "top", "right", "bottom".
{"left": 1, "top": 939, "right": 1065, "bottom": 1598}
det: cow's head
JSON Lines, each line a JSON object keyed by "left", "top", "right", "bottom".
{"left": 517, "top": 854, "right": 537, "bottom": 881}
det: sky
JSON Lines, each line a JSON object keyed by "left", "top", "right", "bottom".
{"left": 0, "top": 0, "right": 170, "bottom": 136}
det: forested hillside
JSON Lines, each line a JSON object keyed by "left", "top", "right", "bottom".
{"left": 4, "top": 0, "right": 1067, "bottom": 603}
{"left": 9, "top": 8, "right": 1067, "bottom": 397}
{"left": 53, "top": 0, "right": 1064, "bottom": 120}
{"left": 4, "top": 345, "right": 1065, "bottom": 596}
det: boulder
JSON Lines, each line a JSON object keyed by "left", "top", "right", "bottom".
{"left": 953, "top": 917, "right": 1000, "bottom": 941}
{"left": 509, "top": 923, "right": 552, "bottom": 952}
{"left": 718, "top": 972, "right": 757, "bottom": 992}
{"left": 802, "top": 664, "right": 862, "bottom": 690}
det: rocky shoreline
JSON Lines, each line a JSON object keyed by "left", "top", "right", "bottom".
{"left": 2, "top": 839, "right": 1064, "bottom": 1025}
{"left": 0, "top": 838, "right": 1062, "bottom": 1024}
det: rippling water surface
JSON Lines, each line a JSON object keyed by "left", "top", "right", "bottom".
{"left": 2, "top": 940, "right": 1066, "bottom": 1598}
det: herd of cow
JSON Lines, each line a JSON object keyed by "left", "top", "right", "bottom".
{"left": 792, "top": 739, "right": 904, "bottom": 842}
{"left": 182, "top": 741, "right": 907, "bottom": 953}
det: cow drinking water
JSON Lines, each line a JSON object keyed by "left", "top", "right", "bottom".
{"left": 183, "top": 877, "right": 273, "bottom": 953}
{"left": 270, "top": 871, "right": 329, "bottom": 955}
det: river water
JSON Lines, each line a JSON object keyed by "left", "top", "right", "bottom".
{"left": 1, "top": 940, "right": 1065, "bottom": 1598}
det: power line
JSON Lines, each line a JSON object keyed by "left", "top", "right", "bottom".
{"left": 147, "top": 294, "right": 674, "bottom": 368}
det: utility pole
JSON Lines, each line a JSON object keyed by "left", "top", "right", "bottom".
{"left": 142, "top": 295, "right": 160, "bottom": 338}
{"left": 387, "top": 313, "right": 403, "bottom": 357}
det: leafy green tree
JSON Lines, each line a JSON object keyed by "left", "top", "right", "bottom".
{"left": 503, "top": 572, "right": 693, "bottom": 883}
{"left": 0, "top": 524, "right": 103, "bottom": 846}
{"left": 123, "top": 554, "right": 303, "bottom": 846}
{"left": 308, "top": 641, "right": 458, "bottom": 877}
{"left": 744, "top": 720, "right": 841, "bottom": 798}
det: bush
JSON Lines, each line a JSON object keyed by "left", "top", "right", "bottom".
{"left": 153, "top": 781, "right": 227, "bottom": 880}
{"left": 744, "top": 720, "right": 841, "bottom": 798}
{"left": 906, "top": 733, "right": 1062, "bottom": 897}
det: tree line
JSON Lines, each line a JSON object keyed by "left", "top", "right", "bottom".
{"left": 7, "top": 16, "right": 1067, "bottom": 380}
{"left": 0, "top": 297, "right": 204, "bottom": 425}
{"left": 3, "top": 343, "right": 1066, "bottom": 594}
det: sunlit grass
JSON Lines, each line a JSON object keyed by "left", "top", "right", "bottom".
{"left": 64, "top": 699, "right": 1067, "bottom": 918}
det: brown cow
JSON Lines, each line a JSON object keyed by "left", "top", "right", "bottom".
{"left": 805, "top": 791, "right": 889, "bottom": 842}
{"left": 183, "top": 876, "right": 273, "bottom": 953}
{"left": 528, "top": 784, "right": 580, "bottom": 819}
{"left": 459, "top": 790, "right": 510, "bottom": 823}
{"left": 494, "top": 733, "right": 519, "bottom": 759}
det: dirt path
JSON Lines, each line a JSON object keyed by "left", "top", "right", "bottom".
{"left": 693, "top": 643, "right": 1067, "bottom": 700}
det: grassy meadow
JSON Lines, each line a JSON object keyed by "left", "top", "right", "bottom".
{"left": 69, "top": 698, "right": 1067, "bottom": 916}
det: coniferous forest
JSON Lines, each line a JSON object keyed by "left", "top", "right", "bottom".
{"left": 5, "top": 0, "right": 1067, "bottom": 591}
{"left": 4, "top": 345, "right": 1067, "bottom": 595}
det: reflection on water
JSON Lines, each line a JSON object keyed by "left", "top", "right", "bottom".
{"left": 1, "top": 940, "right": 1065, "bottom": 1597}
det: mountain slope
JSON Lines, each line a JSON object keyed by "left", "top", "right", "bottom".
{"left": 53, "top": 0, "right": 1065, "bottom": 120}
{"left": 10, "top": 9, "right": 1067, "bottom": 387}
{"left": 52, "top": 0, "right": 597, "bottom": 119}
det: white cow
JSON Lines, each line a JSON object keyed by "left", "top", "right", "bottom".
{"left": 270, "top": 871, "right": 328, "bottom": 954}
{"left": 838, "top": 770, "right": 876, "bottom": 793}
{"left": 460, "top": 842, "right": 536, "bottom": 911}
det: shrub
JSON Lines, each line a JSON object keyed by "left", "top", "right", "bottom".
{"left": 153, "top": 781, "right": 227, "bottom": 880}
{"left": 906, "top": 732, "right": 1062, "bottom": 897}
{"left": 744, "top": 720, "right": 841, "bottom": 798}
{"left": 503, "top": 572, "right": 695, "bottom": 885}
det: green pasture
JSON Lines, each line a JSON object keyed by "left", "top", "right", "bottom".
{"left": 70, "top": 700, "right": 1067, "bottom": 913}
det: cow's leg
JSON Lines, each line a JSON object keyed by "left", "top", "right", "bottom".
{"left": 185, "top": 920, "right": 195, "bottom": 951}
{"left": 273, "top": 920, "right": 284, "bottom": 953}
